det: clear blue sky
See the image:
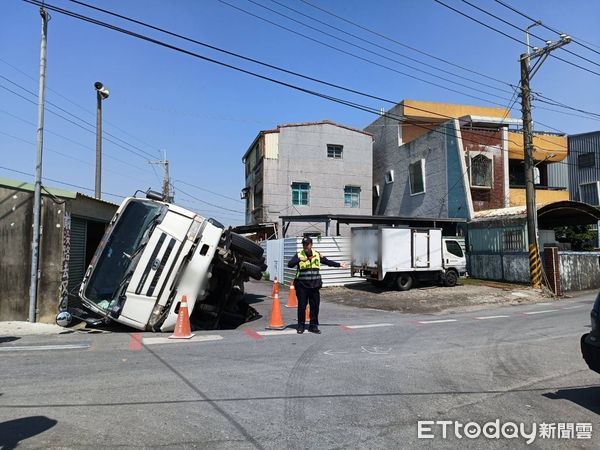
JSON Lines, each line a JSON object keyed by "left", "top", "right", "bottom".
{"left": 1, "top": 0, "right": 599, "bottom": 224}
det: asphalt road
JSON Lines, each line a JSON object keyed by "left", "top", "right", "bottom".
{"left": 1, "top": 282, "right": 599, "bottom": 449}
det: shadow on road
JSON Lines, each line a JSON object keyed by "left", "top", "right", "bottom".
{"left": 0, "top": 337, "right": 20, "bottom": 344}
{"left": 0, "top": 416, "right": 57, "bottom": 449}
{"left": 543, "top": 386, "right": 600, "bottom": 414}
{"left": 244, "top": 293, "right": 266, "bottom": 305}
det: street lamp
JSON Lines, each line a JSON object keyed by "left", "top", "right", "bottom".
{"left": 94, "top": 81, "right": 109, "bottom": 199}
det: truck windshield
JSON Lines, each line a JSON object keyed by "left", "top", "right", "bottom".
{"left": 83, "top": 200, "right": 165, "bottom": 310}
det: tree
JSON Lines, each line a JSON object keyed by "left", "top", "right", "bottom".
{"left": 554, "top": 225, "right": 597, "bottom": 251}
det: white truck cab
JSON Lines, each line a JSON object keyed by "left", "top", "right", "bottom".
{"left": 58, "top": 191, "right": 265, "bottom": 332}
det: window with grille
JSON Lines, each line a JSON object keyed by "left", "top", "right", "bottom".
{"left": 503, "top": 229, "right": 525, "bottom": 251}
{"left": 470, "top": 154, "right": 493, "bottom": 188}
{"left": 409, "top": 160, "right": 425, "bottom": 195}
{"left": 292, "top": 182, "right": 310, "bottom": 206}
{"left": 344, "top": 186, "right": 361, "bottom": 208}
{"left": 327, "top": 145, "right": 343, "bottom": 159}
{"left": 580, "top": 182, "right": 600, "bottom": 206}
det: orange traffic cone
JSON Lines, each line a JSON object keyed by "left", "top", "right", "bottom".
{"left": 169, "top": 295, "right": 195, "bottom": 339}
{"left": 305, "top": 304, "right": 311, "bottom": 322}
{"left": 285, "top": 281, "right": 298, "bottom": 308}
{"left": 266, "top": 292, "right": 285, "bottom": 330}
{"left": 271, "top": 276, "right": 279, "bottom": 298}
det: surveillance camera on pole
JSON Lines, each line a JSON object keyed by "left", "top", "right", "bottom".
{"left": 95, "top": 81, "right": 109, "bottom": 199}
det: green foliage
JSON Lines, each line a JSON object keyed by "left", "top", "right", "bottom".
{"left": 262, "top": 271, "right": 270, "bottom": 281}
{"left": 554, "top": 225, "right": 597, "bottom": 251}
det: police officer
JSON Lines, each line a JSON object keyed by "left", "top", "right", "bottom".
{"left": 287, "top": 236, "right": 349, "bottom": 334}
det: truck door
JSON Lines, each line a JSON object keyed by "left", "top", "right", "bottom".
{"left": 412, "top": 230, "right": 430, "bottom": 268}
{"left": 443, "top": 239, "right": 465, "bottom": 271}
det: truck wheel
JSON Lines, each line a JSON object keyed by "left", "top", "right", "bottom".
{"left": 229, "top": 232, "right": 264, "bottom": 258}
{"left": 241, "top": 261, "right": 263, "bottom": 280}
{"left": 395, "top": 273, "right": 413, "bottom": 291}
{"left": 443, "top": 270, "right": 458, "bottom": 287}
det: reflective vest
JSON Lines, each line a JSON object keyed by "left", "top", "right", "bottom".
{"left": 295, "top": 250, "right": 321, "bottom": 284}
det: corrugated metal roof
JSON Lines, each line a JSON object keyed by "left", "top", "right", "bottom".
{"left": 0, "top": 176, "right": 76, "bottom": 198}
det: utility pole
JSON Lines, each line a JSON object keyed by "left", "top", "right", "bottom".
{"left": 519, "top": 33, "right": 571, "bottom": 288}
{"left": 150, "top": 150, "right": 172, "bottom": 202}
{"left": 94, "top": 81, "right": 109, "bottom": 199}
{"left": 28, "top": 6, "right": 49, "bottom": 323}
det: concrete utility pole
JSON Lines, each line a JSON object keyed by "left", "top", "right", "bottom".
{"left": 150, "top": 150, "right": 172, "bottom": 202}
{"left": 94, "top": 81, "right": 109, "bottom": 199}
{"left": 28, "top": 7, "right": 49, "bottom": 323}
{"left": 519, "top": 33, "right": 571, "bottom": 288}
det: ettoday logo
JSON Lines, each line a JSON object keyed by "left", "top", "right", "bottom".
{"left": 417, "top": 420, "right": 592, "bottom": 444}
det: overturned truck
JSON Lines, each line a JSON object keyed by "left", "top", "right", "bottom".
{"left": 58, "top": 191, "right": 265, "bottom": 332}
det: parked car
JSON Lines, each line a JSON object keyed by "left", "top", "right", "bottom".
{"left": 581, "top": 291, "right": 600, "bottom": 374}
{"left": 56, "top": 190, "right": 265, "bottom": 332}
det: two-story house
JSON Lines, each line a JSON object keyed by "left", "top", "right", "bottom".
{"left": 241, "top": 120, "right": 373, "bottom": 237}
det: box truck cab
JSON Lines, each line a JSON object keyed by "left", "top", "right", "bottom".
{"left": 58, "top": 191, "right": 265, "bottom": 332}
{"left": 351, "top": 227, "right": 466, "bottom": 290}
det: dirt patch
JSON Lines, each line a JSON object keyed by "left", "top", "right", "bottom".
{"left": 321, "top": 281, "right": 553, "bottom": 315}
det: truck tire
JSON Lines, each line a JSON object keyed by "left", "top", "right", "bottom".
{"left": 229, "top": 232, "right": 264, "bottom": 258}
{"left": 443, "top": 270, "right": 458, "bottom": 287}
{"left": 395, "top": 273, "right": 413, "bottom": 291}
{"left": 241, "top": 261, "right": 263, "bottom": 280}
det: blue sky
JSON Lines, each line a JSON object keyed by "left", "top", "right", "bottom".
{"left": 1, "top": 0, "right": 599, "bottom": 224}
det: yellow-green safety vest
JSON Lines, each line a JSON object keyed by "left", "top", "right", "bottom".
{"left": 295, "top": 250, "right": 321, "bottom": 282}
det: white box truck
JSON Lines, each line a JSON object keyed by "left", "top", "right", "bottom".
{"left": 351, "top": 227, "right": 466, "bottom": 290}
{"left": 56, "top": 191, "right": 265, "bottom": 332}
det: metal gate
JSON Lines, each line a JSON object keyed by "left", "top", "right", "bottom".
{"left": 68, "top": 217, "right": 87, "bottom": 295}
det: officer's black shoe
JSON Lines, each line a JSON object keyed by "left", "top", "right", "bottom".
{"left": 308, "top": 326, "right": 321, "bottom": 334}
{"left": 297, "top": 324, "right": 305, "bottom": 334}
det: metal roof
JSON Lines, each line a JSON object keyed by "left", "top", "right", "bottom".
{"left": 279, "top": 214, "right": 466, "bottom": 224}
{"left": 472, "top": 201, "right": 600, "bottom": 226}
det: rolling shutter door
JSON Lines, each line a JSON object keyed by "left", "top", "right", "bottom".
{"left": 68, "top": 217, "right": 87, "bottom": 295}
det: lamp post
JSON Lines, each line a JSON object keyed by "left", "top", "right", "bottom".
{"left": 94, "top": 81, "right": 109, "bottom": 199}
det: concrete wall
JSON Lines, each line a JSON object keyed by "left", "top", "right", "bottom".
{"left": 559, "top": 251, "right": 600, "bottom": 292}
{"left": 262, "top": 123, "right": 373, "bottom": 237}
{"left": 468, "top": 252, "right": 529, "bottom": 283}
{"left": 0, "top": 186, "right": 65, "bottom": 322}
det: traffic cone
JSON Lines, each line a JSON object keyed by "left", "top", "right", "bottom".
{"left": 285, "top": 281, "right": 298, "bottom": 308}
{"left": 271, "top": 276, "right": 279, "bottom": 298}
{"left": 169, "top": 295, "right": 195, "bottom": 339}
{"left": 266, "top": 292, "right": 285, "bottom": 330}
{"left": 305, "top": 304, "right": 311, "bottom": 322}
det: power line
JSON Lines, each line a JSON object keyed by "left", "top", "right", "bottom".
{"left": 297, "top": 0, "right": 511, "bottom": 87}
{"left": 21, "top": 0, "right": 567, "bottom": 156}
{"left": 433, "top": 0, "right": 600, "bottom": 78}
{"left": 0, "top": 164, "right": 126, "bottom": 199}
{"left": 493, "top": 0, "right": 600, "bottom": 58}
{"left": 265, "top": 0, "right": 515, "bottom": 96}
{"left": 175, "top": 179, "right": 244, "bottom": 204}
{"left": 53, "top": 0, "right": 595, "bottom": 137}
{"left": 217, "top": 0, "right": 514, "bottom": 107}
{"left": 173, "top": 183, "right": 246, "bottom": 214}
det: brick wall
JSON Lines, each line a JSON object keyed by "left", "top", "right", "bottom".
{"left": 544, "top": 247, "right": 561, "bottom": 295}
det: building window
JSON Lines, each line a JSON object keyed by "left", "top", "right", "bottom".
{"left": 327, "top": 144, "right": 343, "bottom": 159}
{"left": 373, "top": 184, "right": 380, "bottom": 198}
{"left": 580, "top": 182, "right": 600, "bottom": 206}
{"left": 254, "top": 180, "right": 263, "bottom": 209}
{"left": 470, "top": 153, "right": 493, "bottom": 188}
{"left": 292, "top": 182, "right": 310, "bottom": 206}
{"left": 409, "top": 160, "right": 426, "bottom": 195}
{"left": 344, "top": 186, "right": 361, "bottom": 208}
{"left": 578, "top": 152, "right": 595, "bottom": 168}
{"left": 503, "top": 229, "right": 525, "bottom": 251}
{"left": 385, "top": 170, "right": 394, "bottom": 184}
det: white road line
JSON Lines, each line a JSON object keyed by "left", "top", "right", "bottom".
{"left": 142, "top": 335, "right": 223, "bottom": 345}
{"left": 0, "top": 343, "right": 90, "bottom": 352}
{"left": 257, "top": 330, "right": 299, "bottom": 336}
{"left": 562, "top": 305, "right": 584, "bottom": 310}
{"left": 474, "top": 315, "right": 510, "bottom": 320}
{"left": 523, "top": 309, "right": 559, "bottom": 315}
{"left": 417, "top": 319, "right": 457, "bottom": 324}
{"left": 345, "top": 323, "right": 394, "bottom": 329}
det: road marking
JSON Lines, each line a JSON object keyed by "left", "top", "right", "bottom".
{"left": 129, "top": 333, "right": 143, "bottom": 351}
{"left": 243, "top": 329, "right": 263, "bottom": 340}
{"left": 474, "top": 315, "right": 510, "bottom": 320}
{"left": 256, "top": 330, "right": 299, "bottom": 336}
{"left": 324, "top": 349, "right": 349, "bottom": 356}
{"left": 142, "top": 335, "right": 223, "bottom": 345}
{"left": 523, "top": 309, "right": 559, "bottom": 315}
{"left": 562, "top": 305, "right": 584, "bottom": 310}
{"left": 417, "top": 319, "right": 457, "bottom": 324}
{"left": 0, "top": 343, "right": 90, "bottom": 352}
{"left": 345, "top": 323, "right": 394, "bottom": 329}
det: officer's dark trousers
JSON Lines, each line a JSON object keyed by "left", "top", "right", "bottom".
{"left": 296, "top": 285, "right": 320, "bottom": 326}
